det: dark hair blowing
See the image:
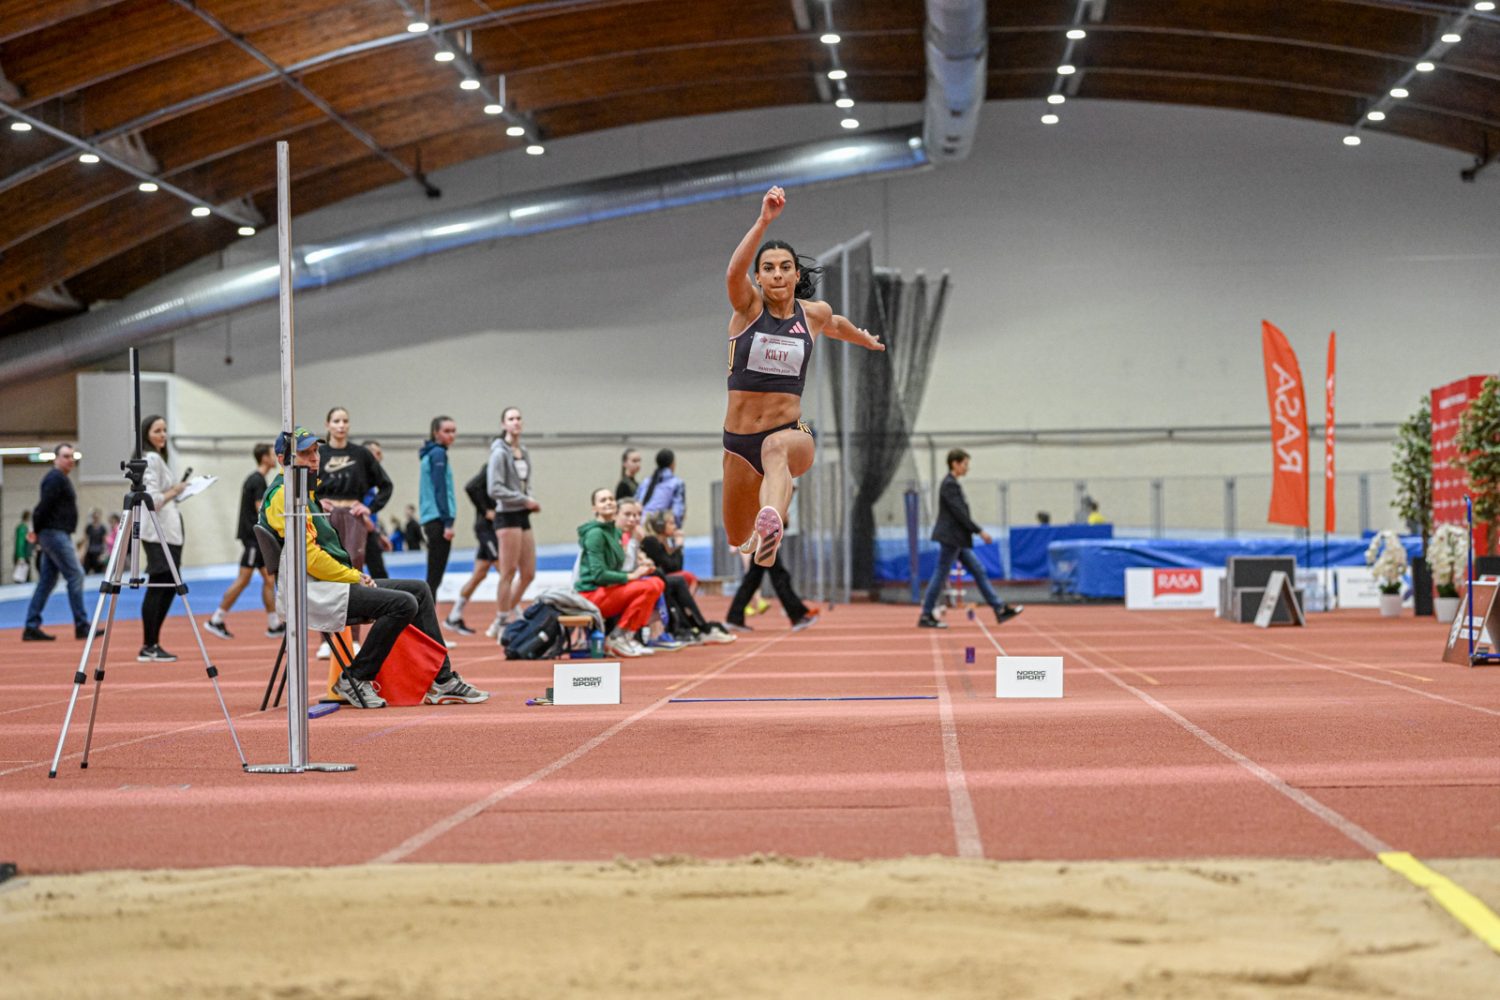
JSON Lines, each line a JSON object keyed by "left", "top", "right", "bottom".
{"left": 755, "top": 240, "right": 822, "bottom": 298}
{"left": 639, "top": 448, "right": 675, "bottom": 508}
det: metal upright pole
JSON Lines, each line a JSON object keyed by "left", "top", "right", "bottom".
{"left": 247, "top": 141, "right": 353, "bottom": 774}
{"left": 839, "top": 246, "right": 853, "bottom": 606}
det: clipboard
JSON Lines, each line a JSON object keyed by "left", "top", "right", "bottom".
{"left": 176, "top": 475, "right": 218, "bottom": 502}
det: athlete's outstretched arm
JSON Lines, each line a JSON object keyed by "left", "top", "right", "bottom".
{"left": 726, "top": 186, "right": 785, "bottom": 315}
{"left": 803, "top": 300, "right": 886, "bottom": 352}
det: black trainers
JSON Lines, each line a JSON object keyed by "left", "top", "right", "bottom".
{"left": 205, "top": 619, "right": 234, "bottom": 640}
{"left": 444, "top": 616, "right": 476, "bottom": 636}
{"left": 21, "top": 627, "right": 55, "bottom": 642}
{"left": 723, "top": 620, "right": 752, "bottom": 633}
{"left": 137, "top": 644, "right": 178, "bottom": 663}
{"left": 265, "top": 623, "right": 286, "bottom": 638}
{"left": 996, "top": 604, "right": 1025, "bottom": 625}
{"left": 916, "top": 615, "right": 948, "bottom": 629}
{"left": 75, "top": 625, "right": 104, "bottom": 640}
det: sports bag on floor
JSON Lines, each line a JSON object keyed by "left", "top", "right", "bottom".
{"left": 501, "top": 602, "right": 566, "bottom": 660}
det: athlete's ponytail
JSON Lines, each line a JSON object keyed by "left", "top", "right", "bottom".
{"left": 755, "top": 240, "right": 823, "bottom": 299}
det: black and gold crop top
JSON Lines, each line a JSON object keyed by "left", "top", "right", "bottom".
{"left": 726, "top": 301, "right": 813, "bottom": 397}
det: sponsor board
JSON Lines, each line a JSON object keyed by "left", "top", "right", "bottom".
{"left": 1125, "top": 567, "right": 1226, "bottom": 610}
{"left": 552, "top": 661, "right": 621, "bottom": 705}
{"left": 1333, "top": 566, "right": 1412, "bottom": 610}
{"left": 996, "top": 656, "right": 1063, "bottom": 699}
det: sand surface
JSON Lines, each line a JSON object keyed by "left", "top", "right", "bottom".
{"left": 3, "top": 856, "right": 1497, "bottom": 999}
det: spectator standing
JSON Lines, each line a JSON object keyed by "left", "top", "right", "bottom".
{"left": 21, "top": 448, "right": 93, "bottom": 641}
{"left": 916, "top": 449, "right": 1022, "bottom": 629}
{"left": 445, "top": 462, "right": 498, "bottom": 636}
{"left": 486, "top": 406, "right": 540, "bottom": 637}
{"left": 1086, "top": 498, "right": 1105, "bottom": 525}
{"left": 725, "top": 550, "right": 818, "bottom": 632}
{"left": 316, "top": 407, "right": 392, "bottom": 573}
{"left": 389, "top": 518, "right": 406, "bottom": 552}
{"left": 137, "top": 415, "right": 188, "bottom": 662}
{"left": 419, "top": 415, "right": 458, "bottom": 597}
{"left": 360, "top": 440, "right": 394, "bottom": 579}
{"left": 12, "top": 510, "right": 32, "bottom": 583}
{"left": 80, "top": 510, "right": 108, "bottom": 574}
{"left": 206, "top": 443, "right": 280, "bottom": 640}
{"left": 402, "top": 505, "right": 422, "bottom": 552}
{"left": 615, "top": 448, "right": 642, "bottom": 511}
{"left": 636, "top": 448, "right": 686, "bottom": 525}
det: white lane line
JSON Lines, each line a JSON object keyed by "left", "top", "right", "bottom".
{"left": 974, "top": 617, "right": 1005, "bottom": 656}
{"left": 1165, "top": 621, "right": 1500, "bottom": 718}
{"left": 1014, "top": 623, "right": 1393, "bottom": 855}
{"left": 370, "top": 633, "right": 789, "bottom": 865}
{"left": 929, "top": 634, "right": 983, "bottom": 858}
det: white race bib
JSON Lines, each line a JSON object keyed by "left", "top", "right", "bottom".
{"left": 747, "top": 333, "right": 805, "bottom": 378}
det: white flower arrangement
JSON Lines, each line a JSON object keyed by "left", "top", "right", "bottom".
{"left": 1427, "top": 523, "right": 1470, "bottom": 599}
{"left": 1364, "top": 530, "right": 1408, "bottom": 594}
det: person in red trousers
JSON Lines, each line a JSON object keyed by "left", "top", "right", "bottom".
{"left": 574, "top": 487, "right": 665, "bottom": 658}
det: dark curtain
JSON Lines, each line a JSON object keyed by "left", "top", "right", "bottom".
{"left": 824, "top": 243, "right": 950, "bottom": 591}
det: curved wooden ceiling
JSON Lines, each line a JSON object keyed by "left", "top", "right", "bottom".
{"left": 0, "top": 0, "right": 1494, "bottom": 342}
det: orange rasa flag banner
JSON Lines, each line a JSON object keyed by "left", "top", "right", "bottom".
{"left": 1261, "top": 320, "right": 1309, "bottom": 528}
{"left": 1324, "top": 331, "right": 1336, "bottom": 534}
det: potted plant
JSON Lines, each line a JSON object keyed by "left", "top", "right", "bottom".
{"left": 1390, "top": 397, "right": 1433, "bottom": 614}
{"left": 1427, "top": 523, "right": 1469, "bottom": 624}
{"left": 1365, "top": 529, "right": 1408, "bottom": 617}
{"left": 1453, "top": 375, "right": 1500, "bottom": 555}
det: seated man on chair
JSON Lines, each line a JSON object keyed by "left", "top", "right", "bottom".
{"left": 261, "top": 427, "right": 488, "bottom": 709}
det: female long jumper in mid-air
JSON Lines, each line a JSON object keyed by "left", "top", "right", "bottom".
{"left": 722, "top": 185, "right": 886, "bottom": 566}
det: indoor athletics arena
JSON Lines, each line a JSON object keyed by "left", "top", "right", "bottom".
{"left": 3, "top": 3, "right": 1499, "bottom": 997}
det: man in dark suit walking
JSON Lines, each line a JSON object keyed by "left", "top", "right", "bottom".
{"left": 917, "top": 449, "right": 1022, "bottom": 629}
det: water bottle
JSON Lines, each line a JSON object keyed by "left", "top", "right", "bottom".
{"left": 588, "top": 629, "right": 605, "bottom": 658}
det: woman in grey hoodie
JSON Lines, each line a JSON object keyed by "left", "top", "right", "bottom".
{"left": 486, "top": 406, "right": 540, "bottom": 634}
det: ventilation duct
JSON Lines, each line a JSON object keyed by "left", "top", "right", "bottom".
{"left": 0, "top": 127, "right": 928, "bottom": 389}
{"left": 922, "top": 0, "right": 988, "bottom": 162}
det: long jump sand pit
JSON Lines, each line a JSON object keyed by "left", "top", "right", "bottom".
{"left": 4, "top": 856, "right": 1496, "bottom": 998}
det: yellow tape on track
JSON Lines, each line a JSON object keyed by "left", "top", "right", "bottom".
{"left": 1378, "top": 851, "right": 1500, "bottom": 952}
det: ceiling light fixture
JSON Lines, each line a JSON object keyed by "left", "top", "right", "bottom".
{"left": 1415, "top": 61, "right": 1435, "bottom": 72}
{"left": 840, "top": 118, "right": 859, "bottom": 129}
{"left": 1390, "top": 87, "right": 1409, "bottom": 98}
{"left": 835, "top": 96, "right": 854, "bottom": 109}
{"left": 138, "top": 181, "right": 159, "bottom": 192}
{"left": 506, "top": 125, "right": 526, "bottom": 137}
{"left": 238, "top": 226, "right": 256, "bottom": 237}
{"left": 484, "top": 103, "right": 503, "bottom": 115}
{"left": 1476, "top": 2, "right": 1496, "bottom": 10}
{"left": 525, "top": 144, "right": 545, "bottom": 155}
{"left": 1066, "top": 29, "right": 1087, "bottom": 40}
{"left": 1367, "top": 110, "right": 1386, "bottom": 121}
{"left": 1342, "top": 135, "right": 1362, "bottom": 146}
{"left": 820, "top": 32, "right": 840, "bottom": 44}
{"left": 1441, "top": 32, "right": 1462, "bottom": 43}
{"left": 1047, "top": 94, "right": 1066, "bottom": 105}
{"left": 1057, "top": 64, "right": 1076, "bottom": 75}
{"left": 1041, "top": 114, "right": 1060, "bottom": 125}
{"left": 827, "top": 69, "right": 847, "bottom": 81}
{"left": 434, "top": 49, "right": 455, "bottom": 63}
{"left": 9, "top": 121, "right": 30, "bottom": 131}
{"left": 460, "top": 78, "right": 481, "bottom": 90}
{"left": 406, "top": 20, "right": 429, "bottom": 32}
{"left": 191, "top": 206, "right": 211, "bottom": 217}
{"left": 78, "top": 153, "right": 100, "bottom": 164}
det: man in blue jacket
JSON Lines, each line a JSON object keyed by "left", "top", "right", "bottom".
{"left": 917, "top": 449, "right": 1023, "bottom": 629}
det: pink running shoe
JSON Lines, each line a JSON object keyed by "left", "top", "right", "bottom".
{"left": 752, "top": 505, "right": 783, "bottom": 567}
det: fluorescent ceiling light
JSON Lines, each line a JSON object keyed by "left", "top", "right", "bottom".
{"left": 506, "top": 125, "right": 526, "bottom": 137}
{"left": 1047, "top": 94, "right": 1066, "bottom": 105}
{"left": 835, "top": 96, "right": 854, "bottom": 108}
{"left": 138, "top": 181, "right": 159, "bottom": 192}
{"left": 406, "top": 20, "right": 428, "bottom": 32}
{"left": 484, "top": 103, "right": 503, "bottom": 115}
{"left": 1066, "top": 29, "right": 1086, "bottom": 40}
{"left": 820, "top": 32, "right": 840, "bottom": 44}
{"left": 1342, "top": 135, "right": 1361, "bottom": 146}
{"left": 1415, "top": 61, "right": 1435, "bottom": 72}
{"left": 434, "top": 50, "right": 455, "bottom": 63}
{"left": 78, "top": 153, "right": 100, "bottom": 163}
{"left": 1441, "top": 32, "right": 1462, "bottom": 43}
{"left": 190, "top": 206, "right": 211, "bottom": 217}
{"left": 827, "top": 69, "right": 847, "bottom": 81}
{"left": 1057, "top": 64, "right": 1076, "bottom": 75}
{"left": 840, "top": 118, "right": 859, "bottom": 129}
{"left": 459, "top": 79, "right": 481, "bottom": 90}
{"left": 9, "top": 121, "right": 30, "bottom": 131}
{"left": 525, "top": 144, "right": 545, "bottom": 155}
{"left": 1366, "top": 110, "right": 1386, "bottom": 121}
{"left": 237, "top": 226, "right": 256, "bottom": 237}
{"left": 1476, "top": 2, "right": 1496, "bottom": 11}
{"left": 1041, "top": 114, "right": 1060, "bottom": 125}
{"left": 1390, "top": 87, "right": 1409, "bottom": 98}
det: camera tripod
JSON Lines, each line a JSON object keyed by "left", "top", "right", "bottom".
{"left": 48, "top": 454, "right": 247, "bottom": 778}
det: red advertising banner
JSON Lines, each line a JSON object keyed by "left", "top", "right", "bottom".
{"left": 1432, "top": 375, "right": 1490, "bottom": 553}
{"left": 1261, "top": 321, "right": 1309, "bottom": 528}
{"left": 1324, "top": 332, "right": 1336, "bottom": 534}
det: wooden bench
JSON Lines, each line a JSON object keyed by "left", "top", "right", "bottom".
{"left": 558, "top": 614, "right": 595, "bottom": 653}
